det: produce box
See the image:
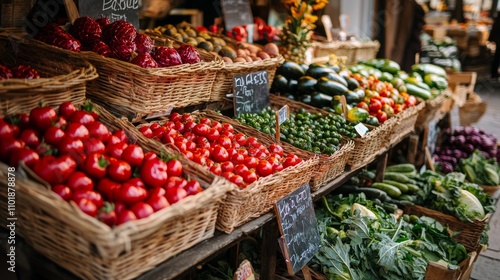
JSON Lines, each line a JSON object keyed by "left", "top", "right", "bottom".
{"left": 133, "top": 111, "right": 317, "bottom": 233}
{"left": 387, "top": 101, "right": 426, "bottom": 146}
{"left": 424, "top": 251, "right": 476, "bottom": 280}
{"left": 459, "top": 92, "right": 486, "bottom": 126}
{"left": 0, "top": 103, "right": 234, "bottom": 280}
{"left": 403, "top": 205, "right": 491, "bottom": 252}
{"left": 415, "top": 93, "right": 447, "bottom": 131}
{"left": 0, "top": 34, "right": 98, "bottom": 116}
{"left": 144, "top": 28, "right": 284, "bottom": 102}
{"left": 312, "top": 40, "right": 380, "bottom": 65}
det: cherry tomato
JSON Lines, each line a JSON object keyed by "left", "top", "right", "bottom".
{"left": 30, "top": 106, "right": 57, "bottom": 132}
{"left": 143, "top": 151, "right": 158, "bottom": 162}
{"left": 206, "top": 127, "right": 220, "bottom": 141}
{"left": 243, "top": 156, "right": 259, "bottom": 169}
{"left": 184, "top": 180, "right": 202, "bottom": 196}
{"left": 170, "top": 112, "right": 182, "bottom": 122}
{"left": 246, "top": 136, "right": 259, "bottom": 148}
{"left": 241, "top": 169, "right": 258, "bottom": 184}
{"left": 58, "top": 136, "right": 84, "bottom": 156}
{"left": 130, "top": 202, "right": 154, "bottom": 219}
{"left": 97, "top": 177, "right": 121, "bottom": 201}
{"left": 51, "top": 184, "right": 72, "bottom": 201}
{"left": 233, "top": 133, "right": 247, "bottom": 146}
{"left": 106, "top": 135, "right": 122, "bottom": 145}
{"left": 233, "top": 164, "right": 249, "bottom": 176}
{"left": 148, "top": 187, "right": 166, "bottom": 198}
{"left": 211, "top": 121, "right": 223, "bottom": 132}
{"left": 53, "top": 116, "right": 67, "bottom": 129}
{"left": 43, "top": 126, "right": 65, "bottom": 146}
{"left": 268, "top": 144, "right": 284, "bottom": 157}
{"left": 0, "top": 120, "right": 14, "bottom": 139}
{"left": 0, "top": 137, "right": 25, "bottom": 161}
{"left": 82, "top": 152, "right": 109, "bottom": 179}
{"left": 72, "top": 190, "right": 103, "bottom": 208}
{"left": 184, "top": 120, "right": 197, "bottom": 132}
{"left": 193, "top": 123, "right": 210, "bottom": 136}
{"left": 138, "top": 126, "right": 153, "bottom": 138}
{"left": 105, "top": 141, "right": 128, "bottom": 159}
{"left": 220, "top": 161, "right": 234, "bottom": 172}
{"left": 147, "top": 195, "right": 170, "bottom": 212}
{"left": 67, "top": 171, "right": 94, "bottom": 192}
{"left": 165, "top": 186, "right": 187, "bottom": 204}
{"left": 231, "top": 153, "right": 245, "bottom": 165}
{"left": 180, "top": 113, "right": 193, "bottom": 123}
{"left": 209, "top": 163, "right": 222, "bottom": 175}
{"left": 33, "top": 155, "right": 77, "bottom": 185}
{"left": 256, "top": 159, "right": 273, "bottom": 177}
{"left": 115, "top": 182, "right": 148, "bottom": 205}
{"left": 369, "top": 99, "right": 382, "bottom": 113}
{"left": 114, "top": 202, "right": 127, "bottom": 215}
{"left": 166, "top": 159, "right": 183, "bottom": 176}
{"left": 222, "top": 123, "right": 234, "bottom": 133}
{"left": 164, "top": 176, "right": 187, "bottom": 189}
{"left": 174, "top": 121, "right": 185, "bottom": 133}
{"left": 121, "top": 144, "right": 144, "bottom": 167}
{"left": 9, "top": 147, "right": 40, "bottom": 168}
{"left": 58, "top": 101, "right": 77, "bottom": 119}
{"left": 69, "top": 110, "right": 95, "bottom": 125}
{"left": 85, "top": 121, "right": 111, "bottom": 142}
{"left": 192, "top": 154, "right": 207, "bottom": 166}
{"left": 65, "top": 123, "right": 89, "bottom": 140}
{"left": 140, "top": 158, "right": 168, "bottom": 188}
{"left": 212, "top": 146, "right": 229, "bottom": 162}
{"left": 357, "top": 101, "right": 369, "bottom": 111}
{"left": 376, "top": 110, "right": 388, "bottom": 123}
{"left": 96, "top": 202, "right": 116, "bottom": 227}
{"left": 199, "top": 117, "right": 211, "bottom": 126}
{"left": 19, "top": 129, "right": 40, "bottom": 148}
{"left": 116, "top": 210, "right": 137, "bottom": 225}
{"left": 82, "top": 138, "right": 105, "bottom": 154}
{"left": 107, "top": 160, "right": 132, "bottom": 182}
{"left": 228, "top": 174, "right": 244, "bottom": 186}
{"left": 74, "top": 197, "right": 98, "bottom": 217}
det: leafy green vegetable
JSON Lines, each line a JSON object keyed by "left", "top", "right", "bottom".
{"left": 458, "top": 150, "right": 500, "bottom": 186}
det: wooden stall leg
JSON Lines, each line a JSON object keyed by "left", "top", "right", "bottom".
{"left": 229, "top": 241, "right": 241, "bottom": 269}
{"left": 375, "top": 152, "right": 389, "bottom": 182}
{"left": 261, "top": 220, "right": 279, "bottom": 280}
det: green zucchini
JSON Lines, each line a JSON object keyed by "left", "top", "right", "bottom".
{"left": 380, "top": 59, "right": 401, "bottom": 75}
{"left": 382, "top": 180, "right": 410, "bottom": 193}
{"left": 356, "top": 187, "right": 389, "bottom": 201}
{"left": 346, "top": 77, "right": 360, "bottom": 90}
{"left": 279, "top": 61, "right": 305, "bottom": 80}
{"left": 297, "top": 76, "right": 317, "bottom": 95}
{"left": 310, "top": 92, "right": 334, "bottom": 108}
{"left": 287, "top": 79, "right": 298, "bottom": 92}
{"left": 405, "top": 183, "right": 420, "bottom": 194}
{"left": 271, "top": 74, "right": 288, "bottom": 92}
{"left": 345, "top": 90, "right": 363, "bottom": 104}
{"left": 411, "top": 63, "right": 447, "bottom": 77}
{"left": 386, "top": 163, "right": 416, "bottom": 173}
{"left": 406, "top": 83, "right": 431, "bottom": 100}
{"left": 383, "top": 172, "right": 410, "bottom": 183}
{"left": 315, "top": 77, "right": 348, "bottom": 96}
{"left": 359, "top": 170, "right": 376, "bottom": 180}
{"left": 306, "top": 66, "right": 336, "bottom": 79}
{"left": 323, "top": 72, "right": 349, "bottom": 88}
{"left": 371, "top": 182, "right": 402, "bottom": 198}
{"left": 381, "top": 202, "right": 399, "bottom": 213}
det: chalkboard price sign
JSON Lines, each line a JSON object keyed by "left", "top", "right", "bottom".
{"left": 274, "top": 183, "right": 321, "bottom": 275}
{"left": 78, "top": 0, "right": 140, "bottom": 28}
{"left": 221, "top": 0, "right": 254, "bottom": 31}
{"left": 233, "top": 71, "right": 270, "bottom": 116}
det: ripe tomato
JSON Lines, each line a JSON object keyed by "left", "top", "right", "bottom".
{"left": 97, "top": 178, "right": 121, "bottom": 201}
{"left": 233, "top": 164, "right": 249, "bottom": 176}
{"left": 256, "top": 160, "right": 273, "bottom": 177}
{"left": 44, "top": 126, "right": 65, "bottom": 146}
{"left": 148, "top": 187, "right": 166, "bottom": 198}
{"left": 105, "top": 141, "right": 128, "bottom": 159}
{"left": 19, "top": 129, "right": 40, "bottom": 148}
{"left": 116, "top": 210, "right": 137, "bottom": 225}
{"left": 0, "top": 137, "right": 25, "bottom": 161}
{"left": 112, "top": 130, "right": 129, "bottom": 143}
{"left": 69, "top": 110, "right": 95, "bottom": 125}
{"left": 206, "top": 127, "right": 220, "bottom": 141}
{"left": 406, "top": 95, "right": 417, "bottom": 107}
{"left": 212, "top": 146, "right": 229, "bottom": 162}
{"left": 58, "top": 136, "right": 84, "bottom": 156}
{"left": 138, "top": 126, "right": 153, "bottom": 138}
{"left": 233, "top": 133, "right": 247, "bottom": 146}
{"left": 86, "top": 121, "right": 111, "bottom": 142}
{"left": 184, "top": 150, "right": 194, "bottom": 160}
{"left": 184, "top": 180, "right": 203, "bottom": 196}
{"left": 53, "top": 116, "right": 67, "bottom": 129}
{"left": 185, "top": 140, "right": 197, "bottom": 152}
{"left": 164, "top": 176, "right": 187, "bottom": 189}
{"left": 115, "top": 182, "right": 148, "bottom": 205}
{"left": 82, "top": 152, "right": 109, "bottom": 179}
{"left": 165, "top": 186, "right": 188, "bottom": 204}
{"left": 96, "top": 202, "right": 116, "bottom": 227}
{"left": 184, "top": 120, "right": 197, "bottom": 132}
{"left": 199, "top": 117, "right": 211, "bottom": 126}
{"left": 121, "top": 144, "right": 144, "bottom": 167}
{"left": 174, "top": 121, "right": 185, "bottom": 133}
{"left": 194, "top": 148, "right": 211, "bottom": 159}
{"left": 196, "top": 136, "right": 210, "bottom": 150}
{"left": 170, "top": 112, "right": 181, "bottom": 122}
{"left": 282, "top": 157, "right": 298, "bottom": 168}
{"left": 9, "top": 147, "right": 39, "bottom": 169}
{"left": 130, "top": 202, "right": 154, "bottom": 219}
{"left": 83, "top": 138, "right": 106, "bottom": 154}
{"left": 147, "top": 195, "right": 169, "bottom": 212}
{"left": 211, "top": 121, "right": 223, "bottom": 132}
{"left": 58, "top": 101, "right": 77, "bottom": 119}
{"left": 74, "top": 197, "right": 98, "bottom": 217}
{"left": 268, "top": 144, "right": 284, "bottom": 157}
{"left": 243, "top": 156, "right": 259, "bottom": 169}
{"left": 163, "top": 121, "right": 175, "bottom": 129}
{"left": 220, "top": 161, "right": 234, "bottom": 172}
{"left": 217, "top": 136, "right": 232, "bottom": 149}
{"left": 51, "top": 184, "right": 72, "bottom": 201}
{"left": 106, "top": 135, "right": 122, "bottom": 145}
{"left": 114, "top": 202, "right": 127, "bottom": 215}
{"left": 65, "top": 123, "right": 89, "bottom": 140}
{"left": 192, "top": 154, "right": 207, "bottom": 166}
{"left": 180, "top": 113, "right": 193, "bottom": 123}
{"left": 222, "top": 123, "right": 234, "bottom": 133}
{"left": 34, "top": 155, "right": 77, "bottom": 185}
{"left": 368, "top": 99, "right": 382, "bottom": 113}
{"left": 72, "top": 190, "right": 103, "bottom": 208}
{"left": 30, "top": 106, "right": 58, "bottom": 132}
{"left": 107, "top": 160, "right": 132, "bottom": 182}
{"left": 221, "top": 130, "right": 234, "bottom": 139}
{"left": 228, "top": 174, "right": 244, "bottom": 186}
{"left": 166, "top": 159, "right": 183, "bottom": 177}
{"left": 67, "top": 171, "right": 94, "bottom": 192}
{"left": 376, "top": 111, "right": 388, "bottom": 124}
{"left": 149, "top": 123, "right": 161, "bottom": 131}
{"left": 0, "top": 120, "right": 14, "bottom": 139}
{"left": 193, "top": 123, "right": 210, "bottom": 136}
{"left": 140, "top": 158, "right": 168, "bottom": 188}
{"left": 246, "top": 136, "right": 259, "bottom": 148}
{"left": 183, "top": 131, "right": 197, "bottom": 142}
{"left": 241, "top": 169, "right": 258, "bottom": 184}
{"left": 209, "top": 163, "right": 222, "bottom": 175}
{"left": 231, "top": 153, "right": 245, "bottom": 165}
{"left": 143, "top": 151, "right": 157, "bottom": 162}
{"left": 357, "top": 101, "right": 369, "bottom": 111}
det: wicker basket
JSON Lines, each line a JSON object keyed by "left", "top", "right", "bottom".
{"left": 415, "top": 93, "right": 447, "bottom": 131}
{"left": 0, "top": 103, "right": 234, "bottom": 280}
{"left": 312, "top": 40, "right": 380, "bottom": 65}
{"left": 403, "top": 205, "right": 491, "bottom": 252}
{"left": 387, "top": 101, "right": 426, "bottom": 146}
{"left": 0, "top": 34, "right": 98, "bottom": 116}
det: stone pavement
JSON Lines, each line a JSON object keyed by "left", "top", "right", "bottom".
{"left": 461, "top": 75, "right": 500, "bottom": 279}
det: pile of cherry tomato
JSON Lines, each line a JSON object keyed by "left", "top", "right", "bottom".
{"left": 138, "top": 112, "right": 303, "bottom": 189}
{"left": 0, "top": 102, "right": 200, "bottom": 226}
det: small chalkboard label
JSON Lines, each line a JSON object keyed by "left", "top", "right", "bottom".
{"left": 221, "top": 0, "right": 254, "bottom": 31}
{"left": 78, "top": 0, "right": 140, "bottom": 29}
{"left": 277, "top": 105, "right": 290, "bottom": 126}
{"left": 233, "top": 71, "right": 270, "bottom": 116}
{"left": 426, "top": 118, "right": 440, "bottom": 155}
{"left": 354, "top": 123, "right": 369, "bottom": 137}
{"left": 274, "top": 183, "right": 321, "bottom": 275}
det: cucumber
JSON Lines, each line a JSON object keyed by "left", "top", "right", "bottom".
{"left": 406, "top": 83, "right": 431, "bottom": 100}
{"left": 383, "top": 172, "right": 410, "bottom": 183}
{"left": 382, "top": 202, "right": 399, "bottom": 213}
{"left": 386, "top": 163, "right": 416, "bottom": 173}
{"left": 315, "top": 77, "right": 348, "bottom": 96}
{"left": 387, "top": 198, "right": 414, "bottom": 206}
{"left": 411, "top": 63, "right": 447, "bottom": 77}
{"left": 371, "top": 182, "right": 402, "bottom": 198}
{"left": 359, "top": 170, "right": 376, "bottom": 180}
{"left": 297, "top": 76, "right": 317, "bottom": 95}
{"left": 279, "top": 61, "right": 305, "bottom": 80}
{"left": 323, "top": 72, "right": 349, "bottom": 88}
{"left": 400, "top": 170, "right": 418, "bottom": 177}
{"left": 405, "top": 184, "right": 420, "bottom": 194}
{"left": 356, "top": 187, "right": 390, "bottom": 201}
{"left": 382, "top": 180, "right": 410, "bottom": 193}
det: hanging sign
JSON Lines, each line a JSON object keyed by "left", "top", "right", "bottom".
{"left": 221, "top": 0, "right": 254, "bottom": 31}
{"left": 233, "top": 71, "right": 270, "bottom": 116}
{"left": 78, "top": 0, "right": 140, "bottom": 28}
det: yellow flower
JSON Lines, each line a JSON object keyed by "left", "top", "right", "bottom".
{"left": 303, "top": 13, "right": 318, "bottom": 25}
{"left": 291, "top": 2, "right": 308, "bottom": 18}
{"left": 283, "top": 0, "right": 300, "bottom": 8}
{"left": 312, "top": 0, "right": 328, "bottom": 10}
